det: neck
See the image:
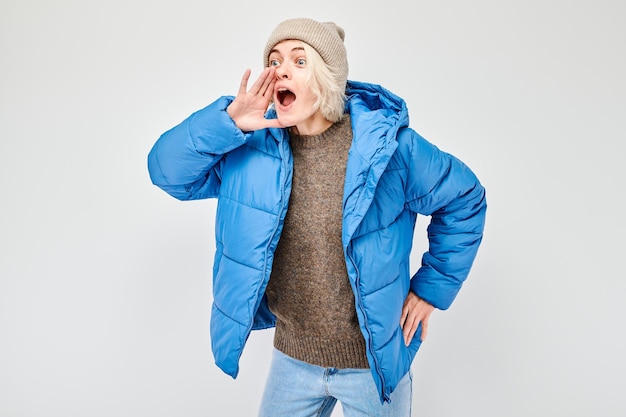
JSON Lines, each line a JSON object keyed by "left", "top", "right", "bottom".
{"left": 290, "top": 113, "right": 333, "bottom": 136}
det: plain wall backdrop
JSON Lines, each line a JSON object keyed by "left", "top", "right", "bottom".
{"left": 1, "top": 0, "right": 624, "bottom": 416}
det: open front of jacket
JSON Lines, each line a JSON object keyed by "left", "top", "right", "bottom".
{"left": 148, "top": 80, "right": 487, "bottom": 403}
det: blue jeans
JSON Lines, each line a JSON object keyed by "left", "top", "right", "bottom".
{"left": 258, "top": 349, "right": 412, "bottom": 417}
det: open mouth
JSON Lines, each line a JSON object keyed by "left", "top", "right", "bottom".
{"left": 277, "top": 88, "right": 296, "bottom": 107}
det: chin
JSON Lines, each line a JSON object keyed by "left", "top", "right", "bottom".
{"left": 276, "top": 113, "right": 298, "bottom": 128}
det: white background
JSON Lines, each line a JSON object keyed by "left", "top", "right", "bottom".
{"left": 1, "top": 0, "right": 624, "bottom": 416}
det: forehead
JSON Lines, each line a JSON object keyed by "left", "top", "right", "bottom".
{"left": 269, "top": 39, "right": 306, "bottom": 55}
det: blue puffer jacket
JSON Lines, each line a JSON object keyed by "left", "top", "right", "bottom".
{"left": 148, "top": 80, "right": 486, "bottom": 403}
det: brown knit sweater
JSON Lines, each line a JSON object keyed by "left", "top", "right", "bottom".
{"left": 265, "top": 114, "right": 369, "bottom": 369}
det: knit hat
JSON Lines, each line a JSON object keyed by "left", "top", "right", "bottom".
{"left": 263, "top": 18, "right": 349, "bottom": 91}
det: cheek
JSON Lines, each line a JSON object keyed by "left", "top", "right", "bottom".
{"left": 298, "top": 89, "right": 317, "bottom": 108}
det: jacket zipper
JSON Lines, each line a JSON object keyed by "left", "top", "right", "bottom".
{"left": 347, "top": 246, "right": 390, "bottom": 403}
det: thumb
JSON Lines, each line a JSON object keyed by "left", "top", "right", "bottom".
{"left": 262, "top": 118, "right": 286, "bottom": 129}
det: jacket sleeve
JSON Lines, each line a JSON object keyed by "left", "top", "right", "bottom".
{"left": 403, "top": 129, "right": 487, "bottom": 310}
{"left": 147, "top": 96, "right": 248, "bottom": 200}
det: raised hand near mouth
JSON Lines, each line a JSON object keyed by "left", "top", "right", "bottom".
{"left": 227, "top": 67, "right": 285, "bottom": 132}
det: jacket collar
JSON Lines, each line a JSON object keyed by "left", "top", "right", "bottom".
{"left": 342, "top": 81, "right": 409, "bottom": 244}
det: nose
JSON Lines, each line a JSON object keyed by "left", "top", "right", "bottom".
{"left": 274, "top": 64, "right": 289, "bottom": 79}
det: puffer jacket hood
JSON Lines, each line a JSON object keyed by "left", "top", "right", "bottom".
{"left": 147, "top": 80, "right": 487, "bottom": 403}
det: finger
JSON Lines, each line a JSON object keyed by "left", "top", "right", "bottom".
{"left": 260, "top": 77, "right": 276, "bottom": 101}
{"left": 403, "top": 324, "right": 410, "bottom": 346}
{"left": 259, "top": 68, "right": 276, "bottom": 97}
{"left": 249, "top": 67, "right": 272, "bottom": 95}
{"left": 237, "top": 69, "right": 252, "bottom": 95}
{"left": 404, "top": 319, "right": 418, "bottom": 346}
{"left": 420, "top": 317, "right": 429, "bottom": 341}
{"left": 401, "top": 307, "right": 416, "bottom": 345}
{"left": 400, "top": 296, "right": 413, "bottom": 328}
{"left": 399, "top": 307, "right": 408, "bottom": 328}
{"left": 262, "top": 118, "right": 285, "bottom": 129}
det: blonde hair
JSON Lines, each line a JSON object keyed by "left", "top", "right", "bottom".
{"left": 301, "top": 42, "right": 346, "bottom": 123}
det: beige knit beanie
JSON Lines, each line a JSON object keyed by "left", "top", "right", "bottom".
{"left": 263, "top": 18, "right": 349, "bottom": 91}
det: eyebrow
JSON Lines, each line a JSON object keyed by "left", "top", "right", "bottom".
{"left": 269, "top": 46, "right": 306, "bottom": 56}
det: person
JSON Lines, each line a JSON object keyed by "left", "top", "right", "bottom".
{"left": 147, "top": 17, "right": 486, "bottom": 417}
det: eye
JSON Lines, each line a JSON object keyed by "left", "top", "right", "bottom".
{"left": 269, "top": 59, "right": 280, "bottom": 66}
{"left": 296, "top": 58, "right": 306, "bottom": 66}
